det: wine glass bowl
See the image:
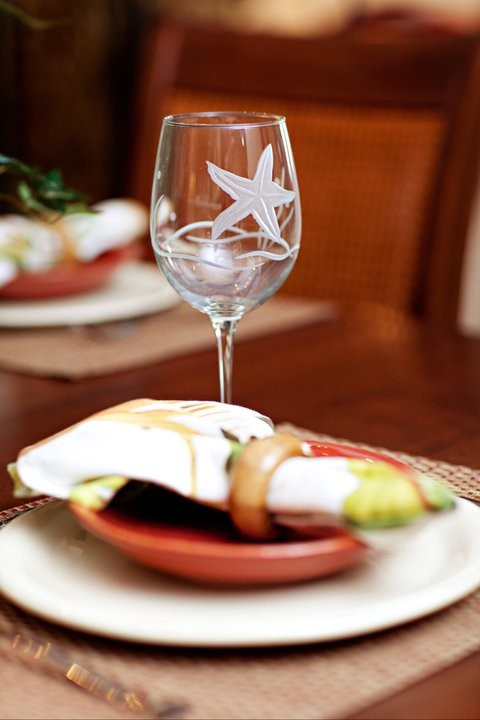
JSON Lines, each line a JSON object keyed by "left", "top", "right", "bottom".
{"left": 151, "top": 112, "right": 301, "bottom": 401}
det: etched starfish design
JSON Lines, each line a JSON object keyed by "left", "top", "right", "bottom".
{"left": 206, "top": 144, "right": 295, "bottom": 243}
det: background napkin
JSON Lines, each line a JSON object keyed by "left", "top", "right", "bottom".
{"left": 0, "top": 198, "right": 148, "bottom": 286}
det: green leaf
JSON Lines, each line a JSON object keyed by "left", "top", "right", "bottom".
{"left": 69, "top": 476, "right": 130, "bottom": 510}
{"left": 17, "top": 181, "right": 50, "bottom": 214}
{"left": 8, "top": 463, "right": 38, "bottom": 498}
{"left": 0, "top": 154, "right": 38, "bottom": 178}
{"left": 343, "top": 460, "right": 455, "bottom": 528}
{"left": 0, "top": 0, "right": 70, "bottom": 30}
{"left": 0, "top": 153, "right": 92, "bottom": 217}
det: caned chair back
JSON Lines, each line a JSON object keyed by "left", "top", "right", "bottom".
{"left": 130, "top": 19, "right": 480, "bottom": 326}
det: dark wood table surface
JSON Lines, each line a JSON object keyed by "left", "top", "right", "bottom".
{"left": 0, "top": 309, "right": 479, "bottom": 719}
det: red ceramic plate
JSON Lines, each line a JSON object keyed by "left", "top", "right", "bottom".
{"left": 0, "top": 244, "right": 139, "bottom": 300}
{"left": 70, "top": 501, "right": 368, "bottom": 587}
{"left": 69, "top": 441, "right": 409, "bottom": 586}
{"left": 307, "top": 440, "right": 413, "bottom": 473}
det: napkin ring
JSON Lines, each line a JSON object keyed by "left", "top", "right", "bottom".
{"left": 229, "top": 434, "right": 306, "bottom": 539}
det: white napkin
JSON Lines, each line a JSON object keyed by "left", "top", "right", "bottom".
{"left": 12, "top": 400, "right": 274, "bottom": 505}
{"left": 0, "top": 198, "right": 148, "bottom": 286}
{"left": 10, "top": 399, "right": 455, "bottom": 532}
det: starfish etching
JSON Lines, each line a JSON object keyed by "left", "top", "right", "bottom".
{"left": 206, "top": 144, "right": 295, "bottom": 244}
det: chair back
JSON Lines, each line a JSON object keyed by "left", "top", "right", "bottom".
{"left": 130, "top": 19, "right": 480, "bottom": 326}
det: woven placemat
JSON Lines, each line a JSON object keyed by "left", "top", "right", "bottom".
{"left": 0, "top": 297, "right": 335, "bottom": 380}
{"left": 0, "top": 428, "right": 479, "bottom": 720}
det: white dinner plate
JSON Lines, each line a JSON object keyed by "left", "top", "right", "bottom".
{"left": 0, "top": 499, "right": 479, "bottom": 647}
{"left": 0, "top": 261, "right": 179, "bottom": 327}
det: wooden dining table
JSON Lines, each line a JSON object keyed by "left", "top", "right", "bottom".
{"left": 0, "top": 304, "right": 479, "bottom": 719}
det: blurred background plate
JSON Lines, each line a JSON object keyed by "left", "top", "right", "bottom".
{"left": 0, "top": 245, "right": 138, "bottom": 300}
{"left": 0, "top": 244, "right": 144, "bottom": 300}
{"left": 0, "top": 261, "right": 179, "bottom": 327}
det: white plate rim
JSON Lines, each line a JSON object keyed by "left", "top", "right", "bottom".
{"left": 0, "top": 499, "right": 479, "bottom": 647}
{"left": 0, "top": 261, "right": 179, "bottom": 327}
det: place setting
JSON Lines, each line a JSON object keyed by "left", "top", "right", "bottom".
{"left": 1, "top": 113, "right": 479, "bottom": 647}
{"left": 1, "top": 112, "right": 479, "bottom": 720}
{"left": 1, "top": 394, "right": 479, "bottom": 651}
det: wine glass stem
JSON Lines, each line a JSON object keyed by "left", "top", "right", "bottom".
{"left": 212, "top": 318, "right": 238, "bottom": 404}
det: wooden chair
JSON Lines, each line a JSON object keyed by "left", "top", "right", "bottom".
{"left": 129, "top": 18, "right": 480, "bottom": 327}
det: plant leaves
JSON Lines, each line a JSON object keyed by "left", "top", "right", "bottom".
{"left": 0, "top": 154, "right": 92, "bottom": 217}
{"left": 0, "top": 0, "right": 70, "bottom": 30}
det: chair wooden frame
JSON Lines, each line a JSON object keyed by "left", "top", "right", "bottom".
{"left": 131, "top": 19, "right": 480, "bottom": 327}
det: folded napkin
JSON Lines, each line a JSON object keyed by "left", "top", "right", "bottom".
{"left": 0, "top": 199, "right": 148, "bottom": 286}
{"left": 9, "top": 399, "right": 455, "bottom": 539}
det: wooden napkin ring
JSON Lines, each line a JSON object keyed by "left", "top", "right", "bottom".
{"left": 229, "top": 434, "right": 306, "bottom": 540}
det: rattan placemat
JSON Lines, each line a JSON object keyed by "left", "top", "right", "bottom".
{"left": 0, "top": 428, "right": 479, "bottom": 720}
{"left": 0, "top": 297, "right": 335, "bottom": 380}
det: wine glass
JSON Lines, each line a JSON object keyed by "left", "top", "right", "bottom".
{"left": 150, "top": 112, "right": 301, "bottom": 403}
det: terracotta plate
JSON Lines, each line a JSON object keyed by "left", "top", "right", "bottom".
{"left": 0, "top": 245, "right": 139, "bottom": 300}
{"left": 69, "top": 501, "right": 367, "bottom": 587}
{"left": 69, "top": 441, "right": 409, "bottom": 586}
{"left": 307, "top": 440, "right": 413, "bottom": 472}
